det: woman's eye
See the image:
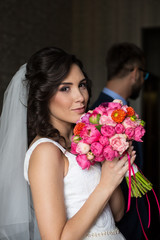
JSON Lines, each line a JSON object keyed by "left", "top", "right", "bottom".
{"left": 79, "top": 82, "right": 87, "bottom": 89}
{"left": 59, "top": 86, "right": 70, "bottom": 92}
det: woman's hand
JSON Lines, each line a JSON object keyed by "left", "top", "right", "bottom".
{"left": 99, "top": 144, "right": 136, "bottom": 222}
{"left": 99, "top": 145, "right": 136, "bottom": 193}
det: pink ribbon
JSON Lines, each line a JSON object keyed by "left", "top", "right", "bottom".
{"left": 152, "top": 188, "right": 160, "bottom": 216}
{"left": 128, "top": 160, "right": 149, "bottom": 240}
{"left": 136, "top": 198, "right": 149, "bottom": 240}
{"left": 145, "top": 194, "right": 151, "bottom": 228}
{"left": 135, "top": 163, "right": 160, "bottom": 216}
{"left": 120, "top": 152, "right": 160, "bottom": 240}
{"left": 126, "top": 152, "right": 132, "bottom": 212}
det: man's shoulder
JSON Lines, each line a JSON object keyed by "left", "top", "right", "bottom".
{"left": 90, "top": 92, "right": 114, "bottom": 109}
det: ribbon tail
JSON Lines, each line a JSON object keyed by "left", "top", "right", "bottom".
{"left": 136, "top": 198, "right": 149, "bottom": 240}
{"left": 126, "top": 152, "right": 131, "bottom": 212}
{"left": 134, "top": 164, "right": 160, "bottom": 216}
{"left": 145, "top": 194, "right": 151, "bottom": 228}
{"left": 152, "top": 188, "right": 160, "bottom": 216}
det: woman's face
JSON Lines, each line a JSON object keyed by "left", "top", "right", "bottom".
{"left": 49, "top": 64, "right": 89, "bottom": 127}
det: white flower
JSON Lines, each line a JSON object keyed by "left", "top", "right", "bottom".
{"left": 76, "top": 141, "right": 90, "bottom": 154}
{"left": 113, "top": 99, "right": 123, "bottom": 105}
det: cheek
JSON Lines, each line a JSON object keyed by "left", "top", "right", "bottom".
{"left": 49, "top": 95, "right": 65, "bottom": 115}
{"left": 136, "top": 75, "right": 142, "bottom": 87}
{"left": 139, "top": 73, "right": 144, "bottom": 84}
{"left": 141, "top": 77, "right": 144, "bottom": 85}
{"left": 52, "top": 94, "right": 69, "bottom": 107}
{"left": 138, "top": 78, "right": 143, "bottom": 88}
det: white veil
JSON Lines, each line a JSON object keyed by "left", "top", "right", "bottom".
{"left": 0, "top": 64, "right": 37, "bottom": 239}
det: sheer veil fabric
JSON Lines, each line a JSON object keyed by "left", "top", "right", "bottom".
{"left": 0, "top": 65, "right": 34, "bottom": 239}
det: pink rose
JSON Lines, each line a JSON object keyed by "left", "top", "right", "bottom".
{"left": 106, "top": 109, "right": 114, "bottom": 117}
{"left": 134, "top": 126, "right": 145, "bottom": 142}
{"left": 70, "top": 142, "right": 78, "bottom": 154}
{"left": 99, "top": 135, "right": 109, "bottom": 146}
{"left": 108, "top": 102, "right": 122, "bottom": 110}
{"left": 91, "top": 142, "right": 103, "bottom": 156}
{"left": 81, "top": 112, "right": 91, "bottom": 124}
{"left": 109, "top": 134, "right": 129, "bottom": 155}
{"left": 76, "top": 141, "right": 90, "bottom": 154}
{"left": 94, "top": 154, "right": 105, "bottom": 162}
{"left": 76, "top": 154, "right": 93, "bottom": 170}
{"left": 101, "top": 125, "right": 115, "bottom": 138}
{"left": 115, "top": 124, "right": 125, "bottom": 134}
{"left": 80, "top": 124, "right": 101, "bottom": 144}
{"left": 125, "top": 127, "right": 135, "bottom": 139}
{"left": 99, "top": 114, "right": 117, "bottom": 126}
{"left": 100, "top": 102, "right": 109, "bottom": 108}
{"left": 93, "top": 105, "right": 107, "bottom": 115}
{"left": 123, "top": 117, "right": 138, "bottom": 128}
{"left": 103, "top": 145, "right": 117, "bottom": 161}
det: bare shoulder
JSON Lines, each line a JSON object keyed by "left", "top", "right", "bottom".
{"left": 28, "top": 141, "right": 67, "bottom": 238}
{"left": 31, "top": 141, "right": 62, "bottom": 159}
{"left": 28, "top": 141, "right": 64, "bottom": 184}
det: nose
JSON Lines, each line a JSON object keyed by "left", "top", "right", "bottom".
{"left": 73, "top": 88, "right": 85, "bottom": 102}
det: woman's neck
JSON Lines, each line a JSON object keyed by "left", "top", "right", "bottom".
{"left": 52, "top": 121, "right": 74, "bottom": 149}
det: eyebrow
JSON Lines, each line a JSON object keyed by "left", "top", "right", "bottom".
{"left": 60, "top": 78, "right": 87, "bottom": 85}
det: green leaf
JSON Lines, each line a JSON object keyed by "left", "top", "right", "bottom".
{"left": 95, "top": 125, "right": 102, "bottom": 131}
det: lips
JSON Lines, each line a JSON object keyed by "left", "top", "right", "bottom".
{"left": 72, "top": 106, "right": 85, "bottom": 114}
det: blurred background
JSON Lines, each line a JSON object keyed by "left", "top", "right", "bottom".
{"left": 0, "top": 0, "right": 159, "bottom": 238}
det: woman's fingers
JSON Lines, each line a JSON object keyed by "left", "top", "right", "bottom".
{"left": 116, "top": 154, "right": 128, "bottom": 168}
{"left": 131, "top": 151, "right": 136, "bottom": 164}
{"left": 121, "top": 152, "right": 136, "bottom": 170}
{"left": 116, "top": 150, "right": 136, "bottom": 170}
{"left": 101, "top": 147, "right": 137, "bottom": 187}
{"left": 128, "top": 145, "right": 134, "bottom": 155}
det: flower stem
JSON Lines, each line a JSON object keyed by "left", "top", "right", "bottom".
{"left": 125, "top": 171, "right": 153, "bottom": 198}
{"left": 136, "top": 172, "right": 152, "bottom": 190}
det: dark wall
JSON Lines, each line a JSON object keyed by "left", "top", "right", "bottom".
{"left": 2, "top": 0, "right": 160, "bottom": 114}
{"left": 0, "top": 0, "right": 72, "bottom": 113}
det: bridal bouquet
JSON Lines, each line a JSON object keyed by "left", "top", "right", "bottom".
{"left": 71, "top": 100, "right": 153, "bottom": 200}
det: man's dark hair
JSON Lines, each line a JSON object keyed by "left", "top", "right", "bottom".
{"left": 106, "top": 42, "right": 146, "bottom": 80}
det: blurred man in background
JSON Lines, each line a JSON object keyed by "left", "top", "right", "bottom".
{"left": 91, "top": 42, "right": 149, "bottom": 240}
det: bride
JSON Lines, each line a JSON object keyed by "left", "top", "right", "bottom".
{"left": 0, "top": 47, "right": 136, "bottom": 240}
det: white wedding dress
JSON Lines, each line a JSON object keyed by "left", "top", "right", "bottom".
{"left": 24, "top": 138, "right": 126, "bottom": 240}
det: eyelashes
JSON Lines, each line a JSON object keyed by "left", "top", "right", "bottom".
{"left": 59, "top": 86, "right": 70, "bottom": 92}
{"left": 79, "top": 82, "right": 87, "bottom": 88}
{"left": 59, "top": 81, "right": 87, "bottom": 92}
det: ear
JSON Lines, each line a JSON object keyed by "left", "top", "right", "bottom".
{"left": 130, "top": 68, "right": 137, "bottom": 84}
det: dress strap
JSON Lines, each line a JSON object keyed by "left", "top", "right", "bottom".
{"left": 30, "top": 138, "right": 67, "bottom": 153}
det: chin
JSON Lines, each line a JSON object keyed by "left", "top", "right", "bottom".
{"left": 73, "top": 115, "right": 83, "bottom": 123}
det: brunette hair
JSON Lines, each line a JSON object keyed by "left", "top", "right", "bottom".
{"left": 26, "top": 47, "right": 91, "bottom": 146}
{"left": 106, "top": 42, "right": 146, "bottom": 80}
